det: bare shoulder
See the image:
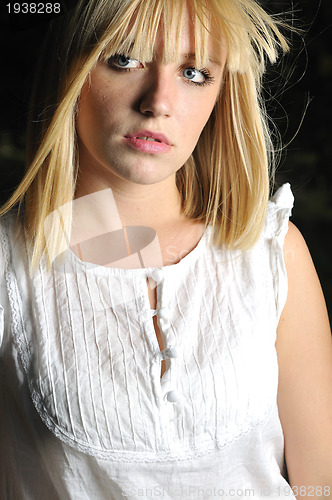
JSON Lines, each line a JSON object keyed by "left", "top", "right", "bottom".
{"left": 276, "top": 221, "right": 332, "bottom": 491}
{"left": 282, "top": 220, "right": 315, "bottom": 269}
{"left": 279, "top": 220, "right": 330, "bottom": 334}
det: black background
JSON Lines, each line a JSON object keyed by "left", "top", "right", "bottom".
{"left": 0, "top": 0, "right": 331, "bottom": 319}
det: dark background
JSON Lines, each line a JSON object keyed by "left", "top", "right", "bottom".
{"left": 0, "top": 1, "right": 331, "bottom": 319}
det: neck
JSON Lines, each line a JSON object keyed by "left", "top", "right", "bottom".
{"left": 74, "top": 171, "right": 185, "bottom": 231}
{"left": 73, "top": 170, "right": 205, "bottom": 267}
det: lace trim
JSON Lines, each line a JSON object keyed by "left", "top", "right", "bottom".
{"left": 26, "top": 386, "right": 276, "bottom": 462}
{"left": 0, "top": 218, "right": 32, "bottom": 372}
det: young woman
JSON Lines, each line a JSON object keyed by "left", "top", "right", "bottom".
{"left": 1, "top": 0, "right": 331, "bottom": 498}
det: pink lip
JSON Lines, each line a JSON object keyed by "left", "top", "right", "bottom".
{"left": 124, "top": 130, "right": 172, "bottom": 154}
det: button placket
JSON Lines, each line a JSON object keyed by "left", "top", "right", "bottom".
{"left": 146, "top": 268, "right": 182, "bottom": 406}
{"left": 157, "top": 271, "right": 182, "bottom": 406}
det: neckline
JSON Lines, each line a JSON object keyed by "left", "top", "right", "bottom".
{"left": 55, "top": 225, "right": 211, "bottom": 277}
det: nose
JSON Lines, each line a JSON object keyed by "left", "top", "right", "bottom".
{"left": 139, "top": 67, "right": 175, "bottom": 118}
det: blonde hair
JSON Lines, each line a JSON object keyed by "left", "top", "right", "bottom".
{"left": 0, "top": 0, "right": 289, "bottom": 266}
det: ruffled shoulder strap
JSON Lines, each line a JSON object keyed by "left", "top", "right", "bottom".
{"left": 261, "top": 183, "right": 294, "bottom": 323}
{"left": 264, "top": 183, "right": 294, "bottom": 241}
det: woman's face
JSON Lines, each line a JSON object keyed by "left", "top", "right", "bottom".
{"left": 76, "top": 10, "right": 227, "bottom": 189}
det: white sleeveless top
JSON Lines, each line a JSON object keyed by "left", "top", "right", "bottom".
{"left": 0, "top": 184, "right": 296, "bottom": 499}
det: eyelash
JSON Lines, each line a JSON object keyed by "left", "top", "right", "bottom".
{"left": 182, "top": 67, "right": 215, "bottom": 87}
{"left": 106, "top": 56, "right": 215, "bottom": 87}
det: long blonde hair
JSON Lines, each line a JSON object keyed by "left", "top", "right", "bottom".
{"left": 0, "top": 0, "right": 289, "bottom": 266}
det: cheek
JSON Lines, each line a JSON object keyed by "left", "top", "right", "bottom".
{"left": 76, "top": 93, "right": 111, "bottom": 161}
{"left": 183, "top": 97, "right": 216, "bottom": 142}
{"left": 95, "top": 84, "right": 127, "bottom": 115}
{"left": 77, "top": 81, "right": 125, "bottom": 133}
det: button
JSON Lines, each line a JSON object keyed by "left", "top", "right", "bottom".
{"left": 166, "top": 390, "right": 181, "bottom": 403}
{"left": 158, "top": 307, "right": 170, "bottom": 320}
{"left": 167, "top": 346, "right": 179, "bottom": 358}
{"left": 150, "top": 269, "right": 163, "bottom": 282}
{"left": 161, "top": 346, "right": 179, "bottom": 359}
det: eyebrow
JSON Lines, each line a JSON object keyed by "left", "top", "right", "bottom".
{"left": 182, "top": 53, "right": 222, "bottom": 66}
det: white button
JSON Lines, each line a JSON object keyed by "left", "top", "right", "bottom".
{"left": 158, "top": 307, "right": 170, "bottom": 320}
{"left": 150, "top": 269, "right": 163, "bottom": 282}
{"left": 161, "top": 345, "right": 179, "bottom": 360}
{"left": 167, "top": 346, "right": 179, "bottom": 358}
{"left": 168, "top": 346, "right": 179, "bottom": 358}
{"left": 166, "top": 390, "right": 181, "bottom": 403}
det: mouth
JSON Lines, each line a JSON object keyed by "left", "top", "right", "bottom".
{"left": 124, "top": 130, "right": 172, "bottom": 154}
{"left": 125, "top": 130, "right": 171, "bottom": 145}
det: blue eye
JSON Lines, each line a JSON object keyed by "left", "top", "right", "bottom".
{"left": 183, "top": 68, "right": 204, "bottom": 82}
{"left": 182, "top": 67, "right": 214, "bottom": 86}
{"left": 107, "top": 54, "right": 143, "bottom": 70}
{"left": 117, "top": 55, "right": 131, "bottom": 67}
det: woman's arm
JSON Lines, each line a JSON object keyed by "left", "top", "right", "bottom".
{"left": 276, "top": 221, "right": 332, "bottom": 498}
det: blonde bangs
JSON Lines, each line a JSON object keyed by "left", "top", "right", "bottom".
{"left": 99, "top": 0, "right": 217, "bottom": 68}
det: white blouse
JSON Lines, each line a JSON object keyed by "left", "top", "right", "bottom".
{"left": 0, "top": 184, "right": 296, "bottom": 499}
